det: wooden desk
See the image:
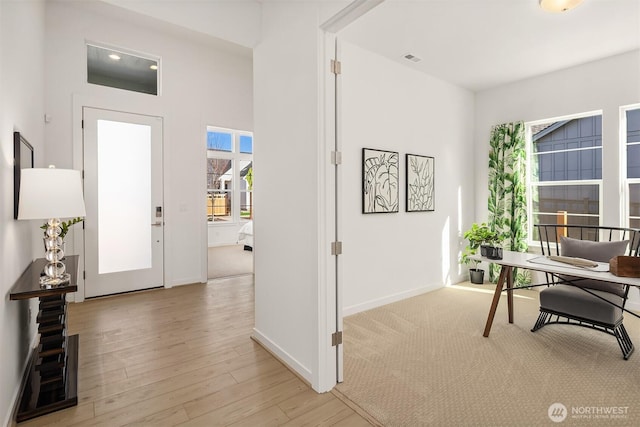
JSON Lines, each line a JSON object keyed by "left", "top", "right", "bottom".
{"left": 10, "top": 256, "right": 79, "bottom": 423}
{"left": 472, "top": 251, "right": 640, "bottom": 338}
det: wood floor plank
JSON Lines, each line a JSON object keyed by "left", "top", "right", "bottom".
{"left": 331, "top": 411, "right": 375, "bottom": 427}
{"left": 228, "top": 356, "right": 288, "bottom": 383}
{"left": 93, "top": 370, "right": 237, "bottom": 416}
{"left": 180, "top": 377, "right": 308, "bottom": 426}
{"left": 182, "top": 368, "right": 296, "bottom": 420}
{"left": 15, "top": 276, "right": 369, "bottom": 426}
{"left": 277, "top": 387, "right": 336, "bottom": 420}
{"left": 73, "top": 372, "right": 238, "bottom": 426}
{"left": 281, "top": 398, "right": 357, "bottom": 426}
{"left": 122, "top": 345, "right": 240, "bottom": 378}
{"left": 225, "top": 404, "right": 291, "bottom": 427}
{"left": 123, "top": 405, "right": 190, "bottom": 427}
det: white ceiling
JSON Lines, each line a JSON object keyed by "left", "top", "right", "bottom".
{"left": 94, "top": 0, "right": 640, "bottom": 92}
{"left": 338, "top": 0, "right": 640, "bottom": 91}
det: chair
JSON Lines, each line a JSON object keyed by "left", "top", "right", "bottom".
{"left": 531, "top": 224, "right": 640, "bottom": 359}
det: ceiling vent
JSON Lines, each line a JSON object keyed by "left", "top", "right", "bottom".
{"left": 403, "top": 53, "right": 422, "bottom": 63}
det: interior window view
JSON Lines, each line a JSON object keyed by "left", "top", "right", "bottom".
{"left": 528, "top": 114, "right": 602, "bottom": 240}
{"left": 207, "top": 127, "right": 254, "bottom": 280}
{"left": 3, "top": 1, "right": 640, "bottom": 426}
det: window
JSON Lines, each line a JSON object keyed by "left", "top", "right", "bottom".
{"left": 206, "top": 127, "right": 253, "bottom": 223}
{"left": 625, "top": 107, "right": 640, "bottom": 228}
{"left": 87, "top": 44, "right": 159, "bottom": 95}
{"left": 527, "top": 113, "right": 603, "bottom": 241}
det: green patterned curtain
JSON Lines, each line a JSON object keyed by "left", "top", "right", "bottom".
{"left": 488, "top": 122, "right": 530, "bottom": 286}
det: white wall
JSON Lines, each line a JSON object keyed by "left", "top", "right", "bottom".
{"left": 0, "top": 1, "right": 46, "bottom": 424}
{"left": 253, "top": 1, "right": 329, "bottom": 390}
{"left": 340, "top": 42, "right": 476, "bottom": 315}
{"left": 101, "top": 0, "right": 261, "bottom": 48}
{"left": 44, "top": 0, "right": 253, "bottom": 291}
{"left": 208, "top": 223, "right": 246, "bottom": 247}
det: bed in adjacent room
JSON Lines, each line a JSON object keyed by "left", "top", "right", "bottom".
{"left": 237, "top": 220, "right": 253, "bottom": 251}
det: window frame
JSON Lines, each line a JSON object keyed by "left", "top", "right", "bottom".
{"left": 621, "top": 103, "right": 640, "bottom": 228}
{"left": 206, "top": 126, "right": 253, "bottom": 225}
{"left": 526, "top": 110, "right": 604, "bottom": 246}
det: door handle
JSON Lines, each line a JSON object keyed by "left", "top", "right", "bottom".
{"left": 151, "top": 221, "right": 162, "bottom": 227}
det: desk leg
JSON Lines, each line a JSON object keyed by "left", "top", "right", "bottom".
{"left": 483, "top": 266, "right": 510, "bottom": 337}
{"left": 507, "top": 267, "right": 514, "bottom": 324}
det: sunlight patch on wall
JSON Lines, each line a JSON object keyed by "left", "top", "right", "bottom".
{"left": 441, "top": 216, "right": 451, "bottom": 285}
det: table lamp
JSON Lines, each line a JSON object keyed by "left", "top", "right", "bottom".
{"left": 18, "top": 166, "right": 86, "bottom": 288}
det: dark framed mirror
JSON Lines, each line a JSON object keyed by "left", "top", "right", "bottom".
{"left": 14, "top": 131, "right": 34, "bottom": 219}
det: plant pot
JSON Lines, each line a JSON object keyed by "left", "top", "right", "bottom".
{"left": 481, "top": 245, "right": 503, "bottom": 260}
{"left": 469, "top": 268, "right": 484, "bottom": 284}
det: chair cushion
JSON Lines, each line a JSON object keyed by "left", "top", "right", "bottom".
{"left": 559, "top": 236, "right": 629, "bottom": 297}
{"left": 540, "top": 284, "right": 624, "bottom": 326}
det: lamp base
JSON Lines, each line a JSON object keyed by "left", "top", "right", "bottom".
{"left": 40, "top": 273, "right": 71, "bottom": 288}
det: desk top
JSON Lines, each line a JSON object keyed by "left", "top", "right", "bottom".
{"left": 10, "top": 256, "right": 78, "bottom": 300}
{"left": 471, "top": 250, "right": 640, "bottom": 287}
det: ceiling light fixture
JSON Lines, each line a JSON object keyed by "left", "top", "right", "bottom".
{"left": 150, "top": 64, "right": 158, "bottom": 70}
{"left": 539, "top": 0, "right": 583, "bottom": 13}
{"left": 108, "top": 53, "right": 121, "bottom": 61}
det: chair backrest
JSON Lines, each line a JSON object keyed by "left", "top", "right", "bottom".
{"left": 534, "top": 224, "right": 640, "bottom": 298}
{"left": 535, "top": 224, "right": 640, "bottom": 257}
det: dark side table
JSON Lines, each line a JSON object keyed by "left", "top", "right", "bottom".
{"left": 9, "top": 256, "right": 79, "bottom": 423}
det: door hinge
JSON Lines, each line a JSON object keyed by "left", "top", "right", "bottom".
{"left": 83, "top": 271, "right": 86, "bottom": 280}
{"left": 332, "top": 331, "right": 343, "bottom": 346}
{"left": 331, "top": 59, "right": 341, "bottom": 75}
{"left": 331, "top": 151, "right": 342, "bottom": 165}
{"left": 81, "top": 119, "right": 84, "bottom": 129}
{"left": 331, "top": 241, "right": 343, "bottom": 256}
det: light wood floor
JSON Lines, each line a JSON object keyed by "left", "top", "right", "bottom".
{"left": 20, "top": 276, "right": 370, "bottom": 426}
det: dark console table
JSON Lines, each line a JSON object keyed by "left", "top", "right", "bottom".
{"left": 10, "top": 256, "right": 79, "bottom": 423}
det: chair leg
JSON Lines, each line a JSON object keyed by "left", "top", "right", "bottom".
{"left": 531, "top": 311, "right": 549, "bottom": 332}
{"left": 614, "top": 324, "right": 635, "bottom": 360}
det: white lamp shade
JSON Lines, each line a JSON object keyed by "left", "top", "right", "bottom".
{"left": 18, "top": 168, "right": 86, "bottom": 220}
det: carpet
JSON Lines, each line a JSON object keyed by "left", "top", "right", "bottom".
{"left": 208, "top": 244, "right": 253, "bottom": 279}
{"left": 335, "top": 284, "right": 640, "bottom": 426}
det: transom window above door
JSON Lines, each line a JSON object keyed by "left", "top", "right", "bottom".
{"left": 87, "top": 44, "right": 160, "bottom": 96}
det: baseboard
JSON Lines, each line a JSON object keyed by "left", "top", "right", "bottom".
{"left": 5, "top": 333, "right": 39, "bottom": 427}
{"left": 342, "top": 282, "right": 442, "bottom": 317}
{"left": 251, "top": 328, "right": 313, "bottom": 386}
{"left": 170, "top": 277, "right": 204, "bottom": 287}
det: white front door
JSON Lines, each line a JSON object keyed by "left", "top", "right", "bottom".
{"left": 83, "top": 107, "right": 164, "bottom": 298}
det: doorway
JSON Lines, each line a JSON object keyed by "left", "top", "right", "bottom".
{"left": 205, "top": 126, "right": 254, "bottom": 279}
{"left": 83, "top": 107, "right": 164, "bottom": 298}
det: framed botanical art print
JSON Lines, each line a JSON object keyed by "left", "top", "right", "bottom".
{"left": 362, "top": 148, "right": 399, "bottom": 214}
{"left": 406, "top": 153, "right": 434, "bottom": 212}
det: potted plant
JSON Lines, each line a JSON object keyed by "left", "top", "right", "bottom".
{"left": 40, "top": 217, "right": 84, "bottom": 241}
{"left": 461, "top": 222, "right": 500, "bottom": 284}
